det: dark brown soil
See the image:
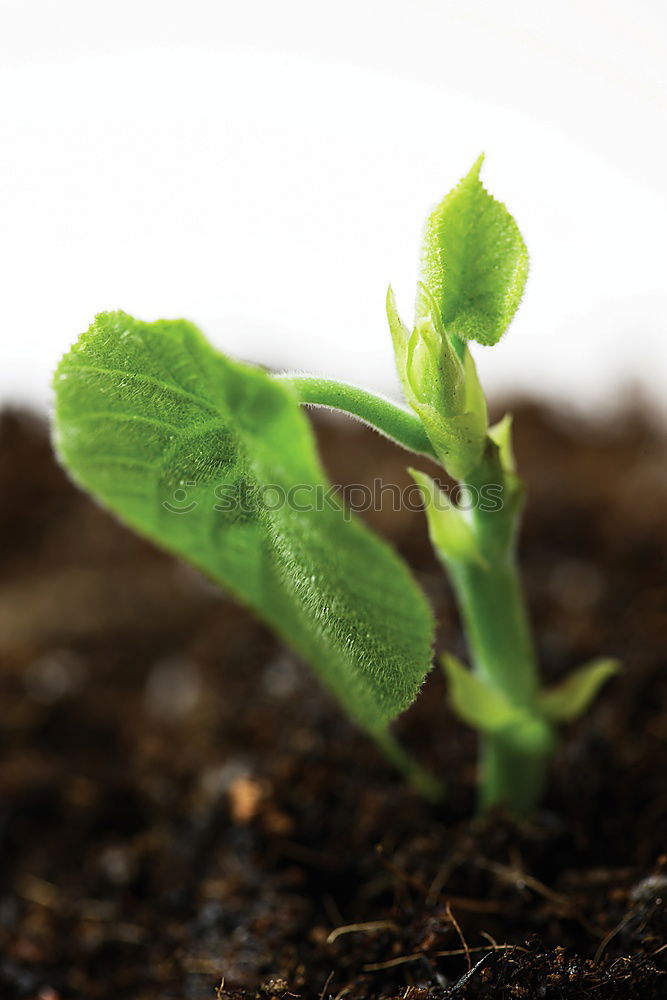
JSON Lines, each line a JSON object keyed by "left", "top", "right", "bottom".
{"left": 0, "top": 402, "right": 665, "bottom": 1000}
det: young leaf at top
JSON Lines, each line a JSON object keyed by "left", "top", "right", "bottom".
{"left": 53, "top": 312, "right": 435, "bottom": 736}
{"left": 421, "top": 155, "right": 529, "bottom": 346}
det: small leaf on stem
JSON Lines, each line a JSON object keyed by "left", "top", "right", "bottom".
{"left": 441, "top": 653, "right": 521, "bottom": 732}
{"left": 538, "top": 658, "right": 621, "bottom": 723}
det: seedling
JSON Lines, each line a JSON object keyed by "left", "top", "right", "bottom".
{"left": 52, "top": 157, "right": 618, "bottom": 814}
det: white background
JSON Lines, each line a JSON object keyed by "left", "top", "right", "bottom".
{"left": 1, "top": 0, "right": 666, "bottom": 415}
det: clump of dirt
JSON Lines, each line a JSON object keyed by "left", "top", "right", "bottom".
{"left": 0, "top": 402, "right": 665, "bottom": 999}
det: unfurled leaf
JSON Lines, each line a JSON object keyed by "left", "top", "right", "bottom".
{"left": 421, "top": 155, "right": 528, "bottom": 346}
{"left": 538, "top": 658, "right": 620, "bottom": 723}
{"left": 53, "top": 311, "right": 435, "bottom": 734}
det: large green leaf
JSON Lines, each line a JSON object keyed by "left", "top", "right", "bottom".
{"left": 420, "top": 155, "right": 528, "bottom": 346}
{"left": 53, "top": 312, "right": 435, "bottom": 734}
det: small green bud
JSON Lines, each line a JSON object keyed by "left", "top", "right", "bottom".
{"left": 408, "top": 284, "right": 465, "bottom": 413}
{"left": 387, "top": 284, "right": 487, "bottom": 479}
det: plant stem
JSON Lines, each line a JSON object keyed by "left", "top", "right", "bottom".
{"left": 447, "top": 552, "right": 537, "bottom": 707}
{"left": 446, "top": 551, "right": 551, "bottom": 814}
{"left": 274, "top": 374, "right": 437, "bottom": 459}
{"left": 443, "top": 449, "right": 553, "bottom": 814}
{"left": 478, "top": 732, "right": 552, "bottom": 816}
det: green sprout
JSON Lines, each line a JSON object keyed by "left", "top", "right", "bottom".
{"left": 52, "top": 156, "right": 618, "bottom": 814}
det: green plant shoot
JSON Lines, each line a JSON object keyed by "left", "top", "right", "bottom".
{"left": 52, "top": 156, "right": 618, "bottom": 815}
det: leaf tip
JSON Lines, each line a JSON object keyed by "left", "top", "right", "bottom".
{"left": 468, "top": 152, "right": 485, "bottom": 181}
{"left": 538, "top": 657, "right": 621, "bottom": 724}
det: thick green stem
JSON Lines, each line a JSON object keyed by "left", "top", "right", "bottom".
{"left": 274, "top": 374, "right": 437, "bottom": 459}
{"left": 447, "top": 554, "right": 537, "bottom": 707}
{"left": 479, "top": 733, "right": 552, "bottom": 816}
{"left": 447, "top": 552, "right": 552, "bottom": 814}
{"left": 443, "top": 451, "right": 553, "bottom": 814}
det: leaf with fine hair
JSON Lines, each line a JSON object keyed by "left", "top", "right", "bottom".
{"left": 421, "top": 155, "right": 529, "bottom": 346}
{"left": 53, "top": 312, "right": 435, "bottom": 736}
